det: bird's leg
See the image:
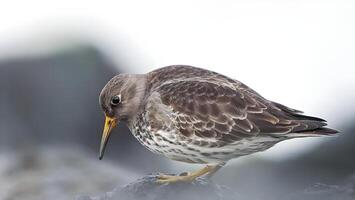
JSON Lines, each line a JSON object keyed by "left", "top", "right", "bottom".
{"left": 156, "top": 165, "right": 219, "bottom": 184}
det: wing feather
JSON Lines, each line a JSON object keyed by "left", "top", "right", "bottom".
{"left": 146, "top": 65, "right": 335, "bottom": 144}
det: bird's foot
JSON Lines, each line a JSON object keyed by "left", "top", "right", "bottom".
{"left": 156, "top": 165, "right": 217, "bottom": 184}
{"left": 156, "top": 173, "right": 196, "bottom": 184}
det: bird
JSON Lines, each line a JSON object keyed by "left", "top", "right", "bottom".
{"left": 98, "top": 65, "right": 338, "bottom": 184}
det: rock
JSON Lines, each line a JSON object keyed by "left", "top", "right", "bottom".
{"left": 77, "top": 173, "right": 355, "bottom": 200}
{"left": 284, "top": 179, "right": 355, "bottom": 200}
{"left": 76, "top": 174, "right": 240, "bottom": 200}
{"left": 0, "top": 147, "right": 140, "bottom": 200}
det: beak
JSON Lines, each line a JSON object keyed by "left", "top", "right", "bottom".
{"left": 99, "top": 115, "right": 117, "bottom": 160}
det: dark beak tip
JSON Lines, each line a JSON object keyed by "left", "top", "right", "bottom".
{"left": 99, "top": 149, "right": 105, "bottom": 160}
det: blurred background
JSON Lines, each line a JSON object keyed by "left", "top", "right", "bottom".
{"left": 0, "top": 0, "right": 354, "bottom": 200}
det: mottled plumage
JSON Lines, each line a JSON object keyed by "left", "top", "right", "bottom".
{"left": 99, "top": 65, "right": 338, "bottom": 182}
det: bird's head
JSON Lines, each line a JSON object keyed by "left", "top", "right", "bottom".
{"left": 98, "top": 73, "right": 147, "bottom": 159}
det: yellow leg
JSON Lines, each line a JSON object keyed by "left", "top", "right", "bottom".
{"left": 156, "top": 165, "right": 218, "bottom": 184}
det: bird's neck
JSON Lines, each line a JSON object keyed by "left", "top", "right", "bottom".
{"left": 125, "top": 74, "right": 148, "bottom": 123}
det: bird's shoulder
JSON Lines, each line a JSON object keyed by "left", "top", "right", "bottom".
{"left": 144, "top": 66, "right": 261, "bottom": 141}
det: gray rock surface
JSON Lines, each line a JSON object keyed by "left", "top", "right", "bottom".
{"left": 77, "top": 174, "right": 355, "bottom": 200}
{"left": 0, "top": 147, "right": 139, "bottom": 200}
{"left": 284, "top": 180, "right": 355, "bottom": 200}
{"left": 76, "top": 175, "right": 355, "bottom": 200}
{"left": 76, "top": 174, "right": 239, "bottom": 200}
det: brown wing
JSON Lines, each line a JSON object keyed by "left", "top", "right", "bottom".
{"left": 154, "top": 79, "right": 333, "bottom": 145}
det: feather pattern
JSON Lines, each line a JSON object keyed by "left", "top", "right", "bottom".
{"left": 145, "top": 65, "right": 337, "bottom": 146}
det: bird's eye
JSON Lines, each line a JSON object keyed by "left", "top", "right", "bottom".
{"left": 111, "top": 95, "right": 121, "bottom": 106}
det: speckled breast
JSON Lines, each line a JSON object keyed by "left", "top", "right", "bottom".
{"left": 128, "top": 111, "right": 211, "bottom": 163}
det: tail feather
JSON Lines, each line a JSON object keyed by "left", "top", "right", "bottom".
{"left": 272, "top": 102, "right": 339, "bottom": 138}
{"left": 297, "top": 127, "right": 338, "bottom": 135}
{"left": 291, "top": 113, "right": 326, "bottom": 122}
{"left": 287, "top": 127, "right": 339, "bottom": 138}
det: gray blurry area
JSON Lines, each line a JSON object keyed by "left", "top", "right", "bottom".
{"left": 0, "top": 44, "right": 354, "bottom": 200}
{"left": 0, "top": 45, "right": 166, "bottom": 200}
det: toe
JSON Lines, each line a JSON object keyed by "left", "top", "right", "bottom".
{"left": 156, "top": 179, "right": 171, "bottom": 184}
{"left": 179, "top": 172, "right": 190, "bottom": 176}
{"left": 156, "top": 175, "right": 196, "bottom": 184}
{"left": 157, "top": 174, "right": 177, "bottom": 180}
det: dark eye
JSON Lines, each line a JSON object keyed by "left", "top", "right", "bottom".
{"left": 111, "top": 95, "right": 121, "bottom": 106}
